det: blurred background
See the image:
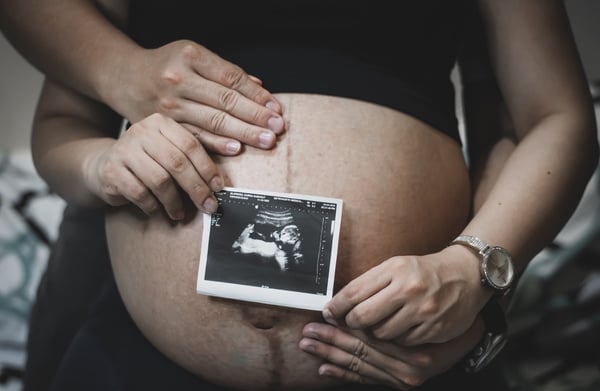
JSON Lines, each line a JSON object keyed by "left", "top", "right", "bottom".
{"left": 0, "top": 1, "right": 599, "bottom": 390}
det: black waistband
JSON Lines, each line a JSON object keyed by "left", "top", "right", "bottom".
{"left": 127, "top": 0, "right": 467, "bottom": 145}
{"left": 218, "top": 46, "right": 460, "bottom": 144}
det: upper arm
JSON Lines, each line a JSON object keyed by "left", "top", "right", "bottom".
{"left": 32, "top": 78, "right": 122, "bottom": 153}
{"left": 477, "top": 0, "right": 595, "bottom": 137}
{"left": 457, "top": 5, "right": 515, "bottom": 155}
{"left": 95, "top": 0, "right": 129, "bottom": 29}
{"left": 0, "top": 0, "right": 132, "bottom": 104}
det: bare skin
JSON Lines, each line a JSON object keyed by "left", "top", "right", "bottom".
{"left": 24, "top": 0, "right": 598, "bottom": 389}
{"left": 321, "top": 0, "right": 598, "bottom": 348}
{"left": 105, "top": 94, "right": 472, "bottom": 390}
{"left": 0, "top": 0, "right": 285, "bottom": 154}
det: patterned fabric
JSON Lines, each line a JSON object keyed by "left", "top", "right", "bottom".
{"left": 0, "top": 151, "right": 64, "bottom": 371}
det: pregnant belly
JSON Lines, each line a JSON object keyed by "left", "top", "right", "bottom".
{"left": 105, "top": 94, "right": 471, "bottom": 390}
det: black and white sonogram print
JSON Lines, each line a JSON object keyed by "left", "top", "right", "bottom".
{"left": 202, "top": 188, "right": 341, "bottom": 295}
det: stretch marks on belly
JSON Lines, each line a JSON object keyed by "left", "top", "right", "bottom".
{"left": 240, "top": 306, "right": 288, "bottom": 389}
{"left": 266, "top": 334, "right": 283, "bottom": 390}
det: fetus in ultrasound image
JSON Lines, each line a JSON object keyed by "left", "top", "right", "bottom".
{"left": 231, "top": 206, "right": 305, "bottom": 271}
{"left": 199, "top": 188, "right": 342, "bottom": 302}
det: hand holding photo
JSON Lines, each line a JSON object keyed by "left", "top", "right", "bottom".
{"left": 197, "top": 187, "right": 343, "bottom": 311}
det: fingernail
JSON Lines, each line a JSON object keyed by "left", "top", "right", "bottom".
{"left": 203, "top": 197, "right": 218, "bottom": 213}
{"left": 318, "top": 366, "right": 331, "bottom": 376}
{"left": 249, "top": 74, "right": 263, "bottom": 85}
{"left": 299, "top": 339, "right": 316, "bottom": 352}
{"left": 267, "top": 116, "right": 284, "bottom": 134}
{"left": 305, "top": 330, "right": 319, "bottom": 339}
{"left": 265, "top": 101, "right": 278, "bottom": 112}
{"left": 322, "top": 309, "right": 337, "bottom": 326}
{"left": 210, "top": 176, "right": 224, "bottom": 192}
{"left": 226, "top": 141, "right": 241, "bottom": 154}
{"left": 259, "top": 132, "right": 275, "bottom": 148}
{"left": 303, "top": 324, "right": 320, "bottom": 338}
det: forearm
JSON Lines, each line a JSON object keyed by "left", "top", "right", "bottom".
{"left": 462, "top": 113, "right": 598, "bottom": 288}
{"left": 0, "top": 0, "right": 135, "bottom": 112}
{"left": 461, "top": 78, "right": 517, "bottom": 213}
{"left": 33, "top": 119, "right": 116, "bottom": 207}
{"left": 459, "top": 0, "right": 600, "bottom": 304}
{"left": 1, "top": 0, "right": 287, "bottom": 155}
{"left": 32, "top": 80, "right": 121, "bottom": 206}
{"left": 457, "top": 6, "right": 518, "bottom": 214}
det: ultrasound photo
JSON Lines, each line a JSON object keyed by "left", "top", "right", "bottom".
{"left": 196, "top": 187, "right": 343, "bottom": 311}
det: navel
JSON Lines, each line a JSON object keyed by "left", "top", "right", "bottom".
{"left": 240, "top": 305, "right": 283, "bottom": 330}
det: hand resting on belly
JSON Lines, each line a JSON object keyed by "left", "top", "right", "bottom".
{"left": 106, "top": 93, "right": 471, "bottom": 390}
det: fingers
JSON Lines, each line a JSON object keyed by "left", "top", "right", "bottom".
{"left": 180, "top": 79, "right": 286, "bottom": 134}
{"left": 105, "top": 114, "right": 222, "bottom": 219}
{"left": 323, "top": 264, "right": 392, "bottom": 328}
{"left": 176, "top": 42, "right": 286, "bottom": 150}
{"left": 374, "top": 310, "right": 429, "bottom": 346}
{"left": 325, "top": 256, "right": 450, "bottom": 343}
{"left": 176, "top": 99, "right": 279, "bottom": 150}
{"left": 365, "top": 296, "right": 428, "bottom": 342}
{"left": 142, "top": 41, "right": 285, "bottom": 153}
{"left": 124, "top": 148, "right": 186, "bottom": 219}
{"left": 317, "top": 364, "right": 380, "bottom": 388}
{"left": 152, "top": 120, "right": 222, "bottom": 210}
{"left": 248, "top": 75, "right": 263, "bottom": 85}
{"left": 346, "top": 289, "right": 414, "bottom": 339}
{"left": 186, "top": 45, "right": 282, "bottom": 114}
{"left": 299, "top": 323, "right": 413, "bottom": 390}
{"left": 100, "top": 163, "right": 160, "bottom": 215}
{"left": 182, "top": 123, "right": 242, "bottom": 156}
{"left": 330, "top": 287, "right": 446, "bottom": 345}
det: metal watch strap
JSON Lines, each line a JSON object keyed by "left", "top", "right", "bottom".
{"left": 451, "top": 234, "right": 514, "bottom": 294}
{"left": 452, "top": 235, "right": 489, "bottom": 253}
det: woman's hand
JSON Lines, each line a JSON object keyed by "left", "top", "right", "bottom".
{"left": 85, "top": 113, "right": 223, "bottom": 220}
{"left": 113, "top": 40, "right": 286, "bottom": 155}
{"left": 299, "top": 319, "right": 483, "bottom": 389}
{"left": 322, "top": 246, "right": 489, "bottom": 345}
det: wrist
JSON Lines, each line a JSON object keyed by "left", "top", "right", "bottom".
{"left": 97, "top": 44, "right": 145, "bottom": 120}
{"left": 439, "top": 245, "right": 492, "bottom": 311}
{"left": 82, "top": 138, "right": 116, "bottom": 205}
{"left": 448, "top": 235, "right": 515, "bottom": 297}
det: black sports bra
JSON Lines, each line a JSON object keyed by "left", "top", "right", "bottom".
{"left": 127, "top": 0, "right": 471, "bottom": 144}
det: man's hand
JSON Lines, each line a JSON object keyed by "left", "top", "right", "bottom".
{"left": 115, "top": 40, "right": 286, "bottom": 155}
{"left": 299, "top": 319, "right": 484, "bottom": 389}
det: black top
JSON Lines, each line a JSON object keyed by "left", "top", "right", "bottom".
{"left": 127, "top": 0, "right": 471, "bottom": 144}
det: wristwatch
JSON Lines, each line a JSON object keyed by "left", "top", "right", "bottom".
{"left": 450, "top": 235, "right": 515, "bottom": 295}
{"left": 464, "top": 298, "right": 508, "bottom": 373}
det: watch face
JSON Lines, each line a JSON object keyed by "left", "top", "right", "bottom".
{"left": 483, "top": 247, "right": 514, "bottom": 290}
